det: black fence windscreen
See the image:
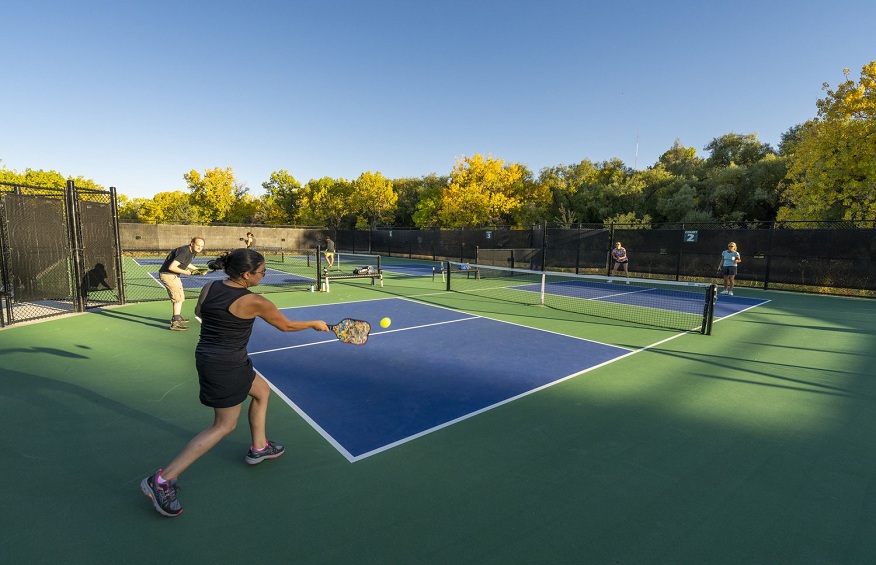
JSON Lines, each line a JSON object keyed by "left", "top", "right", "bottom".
{"left": 0, "top": 181, "right": 122, "bottom": 326}
{"left": 3, "top": 193, "right": 71, "bottom": 302}
{"left": 326, "top": 223, "right": 875, "bottom": 295}
{"left": 79, "top": 201, "right": 120, "bottom": 306}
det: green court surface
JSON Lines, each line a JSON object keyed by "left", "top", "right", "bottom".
{"left": 2, "top": 271, "right": 875, "bottom": 564}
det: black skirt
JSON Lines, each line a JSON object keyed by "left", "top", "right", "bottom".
{"left": 196, "top": 355, "right": 256, "bottom": 408}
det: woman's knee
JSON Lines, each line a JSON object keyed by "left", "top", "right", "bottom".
{"left": 212, "top": 407, "right": 242, "bottom": 434}
{"left": 249, "top": 375, "right": 271, "bottom": 400}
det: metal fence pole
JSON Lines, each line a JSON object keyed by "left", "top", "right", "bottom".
{"left": 65, "top": 180, "right": 86, "bottom": 313}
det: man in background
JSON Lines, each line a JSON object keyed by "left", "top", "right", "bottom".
{"left": 159, "top": 237, "right": 205, "bottom": 331}
{"left": 324, "top": 236, "right": 336, "bottom": 270}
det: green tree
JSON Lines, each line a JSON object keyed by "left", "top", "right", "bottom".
{"left": 657, "top": 140, "right": 704, "bottom": 178}
{"left": 543, "top": 161, "right": 593, "bottom": 225}
{"left": 704, "top": 133, "right": 775, "bottom": 168}
{"left": 631, "top": 165, "right": 675, "bottom": 222}
{"left": 392, "top": 176, "right": 447, "bottom": 226}
{"left": 655, "top": 182, "right": 711, "bottom": 222}
{"left": 779, "top": 62, "right": 876, "bottom": 221}
{"left": 605, "top": 211, "right": 651, "bottom": 227}
{"left": 778, "top": 123, "right": 808, "bottom": 156}
{"left": 540, "top": 159, "right": 639, "bottom": 225}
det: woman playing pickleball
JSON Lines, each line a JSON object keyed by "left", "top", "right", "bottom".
{"left": 610, "top": 241, "right": 629, "bottom": 279}
{"left": 718, "top": 241, "right": 742, "bottom": 296}
{"left": 141, "top": 248, "right": 328, "bottom": 517}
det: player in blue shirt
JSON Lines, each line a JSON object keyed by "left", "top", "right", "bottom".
{"left": 718, "top": 242, "right": 741, "bottom": 295}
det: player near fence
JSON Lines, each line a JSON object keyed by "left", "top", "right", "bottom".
{"left": 245, "top": 231, "right": 255, "bottom": 249}
{"left": 158, "top": 237, "right": 205, "bottom": 331}
{"left": 141, "top": 247, "right": 329, "bottom": 517}
{"left": 718, "top": 241, "right": 741, "bottom": 295}
{"left": 324, "top": 236, "right": 336, "bottom": 269}
{"left": 610, "top": 241, "right": 629, "bottom": 280}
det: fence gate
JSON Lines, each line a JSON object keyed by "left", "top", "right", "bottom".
{"left": 0, "top": 180, "right": 123, "bottom": 327}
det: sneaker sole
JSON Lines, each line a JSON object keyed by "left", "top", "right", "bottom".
{"left": 245, "top": 449, "right": 285, "bottom": 465}
{"left": 140, "top": 477, "right": 183, "bottom": 517}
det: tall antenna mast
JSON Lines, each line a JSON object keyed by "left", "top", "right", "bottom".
{"left": 634, "top": 130, "right": 640, "bottom": 169}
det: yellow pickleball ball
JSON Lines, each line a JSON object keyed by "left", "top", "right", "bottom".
{"left": 380, "top": 317, "right": 391, "bottom": 328}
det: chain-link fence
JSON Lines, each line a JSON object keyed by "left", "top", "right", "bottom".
{"left": 7, "top": 216, "right": 870, "bottom": 326}
{"left": 0, "top": 181, "right": 122, "bottom": 326}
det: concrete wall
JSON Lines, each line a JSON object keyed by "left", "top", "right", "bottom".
{"left": 120, "top": 223, "right": 329, "bottom": 253}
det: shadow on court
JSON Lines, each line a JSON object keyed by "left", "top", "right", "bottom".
{"left": 93, "top": 308, "right": 171, "bottom": 329}
{"left": 0, "top": 346, "right": 91, "bottom": 358}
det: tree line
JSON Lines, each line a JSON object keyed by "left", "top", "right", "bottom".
{"left": 3, "top": 62, "right": 874, "bottom": 228}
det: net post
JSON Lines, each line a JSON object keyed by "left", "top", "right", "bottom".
{"left": 540, "top": 272, "right": 546, "bottom": 306}
{"left": 445, "top": 261, "right": 451, "bottom": 291}
{"left": 702, "top": 284, "right": 718, "bottom": 335}
{"left": 316, "top": 247, "right": 323, "bottom": 289}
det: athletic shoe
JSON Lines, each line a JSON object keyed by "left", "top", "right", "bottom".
{"left": 729, "top": 291, "right": 734, "bottom": 296}
{"left": 140, "top": 471, "right": 182, "bottom": 517}
{"left": 720, "top": 290, "right": 729, "bottom": 295}
{"left": 170, "top": 321, "right": 188, "bottom": 331}
{"left": 245, "top": 440, "right": 285, "bottom": 465}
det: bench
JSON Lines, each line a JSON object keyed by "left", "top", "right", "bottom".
{"left": 321, "top": 271, "right": 383, "bottom": 292}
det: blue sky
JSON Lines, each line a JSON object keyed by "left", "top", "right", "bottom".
{"left": 2, "top": 0, "right": 874, "bottom": 200}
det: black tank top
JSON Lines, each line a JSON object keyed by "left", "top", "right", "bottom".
{"left": 196, "top": 282, "right": 255, "bottom": 362}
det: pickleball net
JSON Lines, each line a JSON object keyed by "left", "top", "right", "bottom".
{"left": 258, "top": 249, "right": 318, "bottom": 291}
{"left": 443, "top": 261, "right": 717, "bottom": 334}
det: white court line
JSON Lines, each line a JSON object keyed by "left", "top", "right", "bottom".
{"left": 713, "top": 298, "right": 772, "bottom": 322}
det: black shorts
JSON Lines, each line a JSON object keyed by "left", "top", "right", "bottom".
{"left": 722, "top": 266, "right": 737, "bottom": 276}
{"left": 196, "top": 355, "right": 256, "bottom": 408}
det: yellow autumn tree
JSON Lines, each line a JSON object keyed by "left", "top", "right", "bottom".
{"left": 417, "top": 154, "right": 532, "bottom": 227}
{"left": 779, "top": 62, "right": 876, "bottom": 221}
{"left": 350, "top": 171, "right": 397, "bottom": 228}
{"left": 184, "top": 167, "right": 238, "bottom": 223}
{"left": 295, "top": 177, "right": 353, "bottom": 228}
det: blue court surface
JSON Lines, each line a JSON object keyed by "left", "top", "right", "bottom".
{"left": 247, "top": 297, "right": 633, "bottom": 461}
